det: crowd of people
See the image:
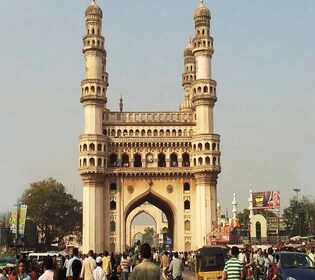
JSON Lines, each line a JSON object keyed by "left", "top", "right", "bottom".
{"left": 0, "top": 244, "right": 191, "bottom": 280}
{"left": 223, "top": 246, "right": 315, "bottom": 280}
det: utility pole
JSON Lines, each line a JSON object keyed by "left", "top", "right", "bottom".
{"left": 15, "top": 201, "right": 20, "bottom": 259}
{"left": 293, "top": 188, "right": 301, "bottom": 236}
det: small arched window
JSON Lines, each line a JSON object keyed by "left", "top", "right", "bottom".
{"left": 198, "top": 157, "right": 203, "bottom": 165}
{"left": 110, "top": 221, "right": 116, "bottom": 232}
{"left": 170, "top": 153, "right": 178, "bottom": 167}
{"left": 184, "top": 200, "right": 190, "bottom": 210}
{"left": 158, "top": 153, "right": 166, "bottom": 167}
{"left": 110, "top": 183, "right": 116, "bottom": 191}
{"left": 110, "top": 200, "right": 116, "bottom": 210}
{"left": 134, "top": 154, "right": 142, "bottom": 167}
{"left": 185, "top": 220, "right": 191, "bottom": 231}
{"left": 182, "top": 153, "right": 190, "bottom": 167}
{"left": 184, "top": 182, "right": 190, "bottom": 191}
{"left": 97, "top": 158, "right": 102, "bottom": 166}
{"left": 212, "top": 143, "right": 217, "bottom": 150}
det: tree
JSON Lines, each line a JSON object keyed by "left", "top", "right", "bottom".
{"left": 20, "top": 178, "right": 82, "bottom": 250}
{"left": 142, "top": 227, "right": 155, "bottom": 246}
{"left": 283, "top": 196, "right": 315, "bottom": 237}
{"left": 236, "top": 209, "right": 250, "bottom": 226}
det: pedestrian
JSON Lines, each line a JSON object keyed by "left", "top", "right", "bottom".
{"left": 39, "top": 257, "right": 54, "bottom": 280}
{"left": 92, "top": 257, "right": 105, "bottom": 280}
{"left": 168, "top": 252, "right": 184, "bottom": 280}
{"left": 68, "top": 260, "right": 82, "bottom": 280}
{"left": 309, "top": 249, "right": 314, "bottom": 262}
{"left": 53, "top": 269, "right": 65, "bottom": 280}
{"left": 66, "top": 248, "right": 81, "bottom": 280}
{"left": 160, "top": 252, "right": 170, "bottom": 279}
{"left": 80, "top": 250, "right": 96, "bottom": 280}
{"left": 119, "top": 253, "right": 130, "bottom": 280}
{"left": 17, "top": 259, "right": 31, "bottom": 280}
{"left": 222, "top": 246, "right": 244, "bottom": 280}
{"left": 0, "top": 269, "right": 9, "bottom": 280}
{"left": 101, "top": 251, "right": 112, "bottom": 280}
{"left": 130, "top": 243, "right": 161, "bottom": 280}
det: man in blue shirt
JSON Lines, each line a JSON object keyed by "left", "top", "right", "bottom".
{"left": 168, "top": 252, "right": 184, "bottom": 280}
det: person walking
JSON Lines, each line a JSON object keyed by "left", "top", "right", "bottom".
{"left": 160, "top": 252, "right": 170, "bottom": 279}
{"left": 222, "top": 246, "right": 244, "bottom": 280}
{"left": 80, "top": 250, "right": 96, "bottom": 280}
{"left": 168, "top": 252, "right": 184, "bottom": 280}
{"left": 101, "top": 251, "right": 112, "bottom": 280}
{"left": 39, "top": 257, "right": 54, "bottom": 280}
{"left": 17, "top": 259, "right": 31, "bottom": 280}
{"left": 92, "top": 257, "right": 106, "bottom": 280}
{"left": 120, "top": 253, "right": 130, "bottom": 280}
{"left": 66, "top": 248, "right": 82, "bottom": 279}
{"left": 130, "top": 243, "right": 161, "bottom": 280}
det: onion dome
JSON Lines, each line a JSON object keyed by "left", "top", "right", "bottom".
{"left": 184, "top": 40, "right": 194, "bottom": 57}
{"left": 194, "top": 0, "right": 210, "bottom": 19}
{"left": 85, "top": 0, "right": 103, "bottom": 18}
{"left": 180, "top": 91, "right": 194, "bottom": 111}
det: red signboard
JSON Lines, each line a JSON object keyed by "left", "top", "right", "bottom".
{"left": 252, "top": 191, "right": 280, "bottom": 209}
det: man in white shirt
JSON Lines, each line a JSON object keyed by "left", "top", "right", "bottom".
{"left": 93, "top": 257, "right": 106, "bottom": 280}
{"left": 39, "top": 257, "right": 54, "bottom": 280}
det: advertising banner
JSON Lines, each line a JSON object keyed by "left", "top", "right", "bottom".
{"left": 10, "top": 205, "right": 28, "bottom": 234}
{"left": 252, "top": 191, "right": 280, "bottom": 209}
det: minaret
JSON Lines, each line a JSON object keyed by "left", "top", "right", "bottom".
{"left": 79, "top": 0, "right": 108, "bottom": 253}
{"left": 191, "top": 0, "right": 221, "bottom": 248}
{"left": 180, "top": 38, "right": 195, "bottom": 112}
{"left": 248, "top": 189, "right": 254, "bottom": 219}
{"left": 191, "top": 0, "right": 217, "bottom": 134}
{"left": 232, "top": 193, "right": 238, "bottom": 222}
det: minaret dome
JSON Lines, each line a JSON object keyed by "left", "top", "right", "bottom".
{"left": 85, "top": 0, "right": 103, "bottom": 19}
{"left": 194, "top": 1, "right": 211, "bottom": 20}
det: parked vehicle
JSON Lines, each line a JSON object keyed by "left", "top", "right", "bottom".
{"left": 275, "top": 251, "right": 315, "bottom": 279}
{"left": 195, "top": 245, "right": 229, "bottom": 279}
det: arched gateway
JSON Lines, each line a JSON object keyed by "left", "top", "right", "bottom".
{"left": 79, "top": 0, "right": 221, "bottom": 253}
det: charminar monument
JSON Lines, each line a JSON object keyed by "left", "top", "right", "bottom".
{"left": 79, "top": 0, "right": 221, "bottom": 253}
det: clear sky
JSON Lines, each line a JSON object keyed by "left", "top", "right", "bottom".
{"left": 0, "top": 1, "right": 314, "bottom": 216}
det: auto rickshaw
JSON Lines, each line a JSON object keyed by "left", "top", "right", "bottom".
{"left": 195, "top": 245, "right": 229, "bottom": 280}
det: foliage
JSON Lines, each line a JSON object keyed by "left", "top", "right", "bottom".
{"left": 20, "top": 178, "right": 82, "bottom": 250}
{"left": 236, "top": 209, "right": 250, "bottom": 226}
{"left": 141, "top": 227, "right": 155, "bottom": 246}
{"left": 283, "top": 196, "right": 315, "bottom": 237}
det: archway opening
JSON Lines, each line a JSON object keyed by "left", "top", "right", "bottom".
{"left": 125, "top": 192, "right": 174, "bottom": 250}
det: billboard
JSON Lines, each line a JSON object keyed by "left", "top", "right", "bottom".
{"left": 10, "top": 205, "right": 28, "bottom": 234}
{"left": 252, "top": 191, "right": 280, "bottom": 209}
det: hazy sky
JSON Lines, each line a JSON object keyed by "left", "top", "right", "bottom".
{"left": 1, "top": 1, "right": 314, "bottom": 216}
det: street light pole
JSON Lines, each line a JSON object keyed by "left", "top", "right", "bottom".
{"left": 293, "top": 188, "right": 301, "bottom": 236}
{"left": 15, "top": 201, "right": 20, "bottom": 259}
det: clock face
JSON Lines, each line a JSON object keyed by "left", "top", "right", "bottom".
{"left": 147, "top": 154, "right": 153, "bottom": 163}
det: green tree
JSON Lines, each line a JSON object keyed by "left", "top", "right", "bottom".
{"left": 236, "top": 209, "right": 250, "bottom": 226}
{"left": 20, "top": 178, "right": 82, "bottom": 250}
{"left": 142, "top": 227, "right": 155, "bottom": 246}
{"left": 283, "top": 196, "right": 315, "bottom": 237}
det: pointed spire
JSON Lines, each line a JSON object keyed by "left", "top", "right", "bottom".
{"left": 119, "top": 95, "right": 123, "bottom": 112}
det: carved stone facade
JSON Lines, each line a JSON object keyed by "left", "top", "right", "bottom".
{"left": 79, "top": 0, "right": 221, "bottom": 253}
